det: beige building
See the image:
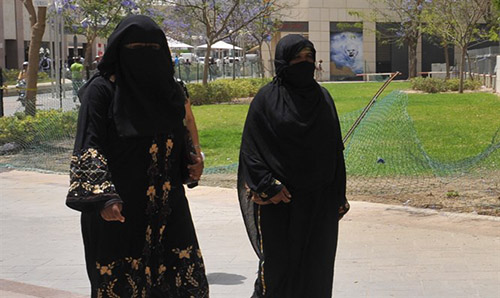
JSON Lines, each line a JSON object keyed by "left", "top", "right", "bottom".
{"left": 263, "top": 0, "right": 454, "bottom": 81}
{"left": 0, "top": 0, "right": 97, "bottom": 70}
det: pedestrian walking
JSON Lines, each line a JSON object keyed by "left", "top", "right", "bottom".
{"left": 66, "top": 15, "right": 208, "bottom": 297}
{"left": 70, "top": 57, "right": 84, "bottom": 101}
{"left": 237, "top": 34, "right": 349, "bottom": 298}
{"left": 316, "top": 59, "right": 324, "bottom": 81}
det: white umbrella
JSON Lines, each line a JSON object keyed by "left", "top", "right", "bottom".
{"left": 196, "top": 40, "right": 242, "bottom": 50}
{"left": 166, "top": 37, "right": 194, "bottom": 49}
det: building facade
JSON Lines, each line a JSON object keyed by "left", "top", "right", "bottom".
{"left": 0, "top": 0, "right": 97, "bottom": 70}
{"left": 263, "top": 0, "right": 456, "bottom": 81}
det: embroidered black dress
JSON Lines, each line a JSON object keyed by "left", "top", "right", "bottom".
{"left": 66, "top": 15, "right": 208, "bottom": 298}
{"left": 237, "top": 35, "right": 349, "bottom": 298}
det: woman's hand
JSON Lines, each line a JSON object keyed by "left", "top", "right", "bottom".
{"left": 101, "top": 202, "right": 125, "bottom": 223}
{"left": 252, "top": 187, "right": 292, "bottom": 205}
{"left": 187, "top": 153, "right": 204, "bottom": 181}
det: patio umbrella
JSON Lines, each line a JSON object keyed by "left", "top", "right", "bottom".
{"left": 196, "top": 40, "right": 242, "bottom": 50}
{"left": 167, "top": 37, "right": 194, "bottom": 49}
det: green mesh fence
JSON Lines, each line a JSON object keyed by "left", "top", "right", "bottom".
{"left": 0, "top": 80, "right": 83, "bottom": 173}
{"left": 341, "top": 91, "right": 499, "bottom": 199}
{"left": 1, "top": 86, "right": 499, "bottom": 214}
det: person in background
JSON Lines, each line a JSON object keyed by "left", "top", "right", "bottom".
{"left": 209, "top": 57, "right": 216, "bottom": 81}
{"left": 70, "top": 57, "right": 84, "bottom": 101}
{"left": 18, "top": 62, "right": 28, "bottom": 81}
{"left": 315, "top": 59, "right": 324, "bottom": 81}
{"left": 65, "top": 15, "right": 208, "bottom": 297}
{"left": 183, "top": 58, "right": 192, "bottom": 82}
{"left": 237, "top": 34, "right": 349, "bottom": 298}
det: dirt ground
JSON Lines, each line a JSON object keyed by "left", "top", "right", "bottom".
{"left": 199, "top": 172, "right": 500, "bottom": 217}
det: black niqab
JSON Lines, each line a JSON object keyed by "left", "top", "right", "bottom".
{"left": 97, "top": 15, "right": 185, "bottom": 137}
{"left": 238, "top": 34, "right": 345, "bottom": 256}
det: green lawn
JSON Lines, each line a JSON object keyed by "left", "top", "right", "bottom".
{"left": 193, "top": 82, "right": 500, "bottom": 173}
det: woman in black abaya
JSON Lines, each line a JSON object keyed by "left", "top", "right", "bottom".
{"left": 66, "top": 15, "right": 208, "bottom": 297}
{"left": 238, "top": 34, "right": 349, "bottom": 298}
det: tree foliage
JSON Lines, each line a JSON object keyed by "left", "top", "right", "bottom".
{"left": 421, "top": 0, "right": 492, "bottom": 93}
{"left": 169, "top": 0, "right": 282, "bottom": 84}
{"left": 351, "top": 0, "right": 429, "bottom": 79}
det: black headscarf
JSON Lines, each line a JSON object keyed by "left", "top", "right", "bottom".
{"left": 239, "top": 34, "right": 342, "bottom": 193}
{"left": 97, "top": 15, "right": 185, "bottom": 137}
{"left": 238, "top": 35, "right": 344, "bottom": 256}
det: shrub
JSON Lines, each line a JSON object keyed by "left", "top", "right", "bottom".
{"left": 463, "top": 79, "right": 482, "bottom": 91}
{"left": 410, "top": 77, "right": 484, "bottom": 93}
{"left": 0, "top": 109, "right": 78, "bottom": 147}
{"left": 186, "top": 78, "right": 271, "bottom": 105}
{"left": 2, "top": 68, "right": 52, "bottom": 85}
{"left": 445, "top": 79, "right": 460, "bottom": 91}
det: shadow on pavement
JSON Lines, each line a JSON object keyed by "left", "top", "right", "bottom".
{"left": 207, "top": 272, "right": 247, "bottom": 285}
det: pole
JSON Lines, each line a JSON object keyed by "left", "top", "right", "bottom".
{"left": 232, "top": 43, "right": 236, "bottom": 80}
{"left": 0, "top": 67, "right": 4, "bottom": 117}
{"left": 342, "top": 72, "right": 400, "bottom": 144}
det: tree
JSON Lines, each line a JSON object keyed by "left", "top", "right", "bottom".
{"left": 352, "top": 0, "right": 428, "bottom": 79}
{"left": 422, "top": 0, "right": 492, "bottom": 93}
{"left": 58, "top": 0, "right": 146, "bottom": 78}
{"left": 170, "top": 0, "right": 280, "bottom": 85}
{"left": 244, "top": 13, "right": 282, "bottom": 78}
{"left": 22, "top": 0, "right": 47, "bottom": 116}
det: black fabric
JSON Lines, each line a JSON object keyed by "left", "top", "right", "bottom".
{"left": 71, "top": 75, "right": 208, "bottom": 297}
{"left": 97, "top": 15, "right": 185, "bottom": 137}
{"left": 238, "top": 34, "right": 347, "bottom": 297}
{"left": 68, "top": 16, "right": 208, "bottom": 296}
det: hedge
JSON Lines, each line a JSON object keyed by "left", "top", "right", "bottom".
{"left": 0, "top": 110, "right": 78, "bottom": 147}
{"left": 187, "top": 78, "right": 271, "bottom": 105}
{"left": 410, "top": 77, "right": 482, "bottom": 93}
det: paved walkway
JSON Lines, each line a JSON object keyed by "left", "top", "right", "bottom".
{"left": 0, "top": 169, "right": 499, "bottom": 297}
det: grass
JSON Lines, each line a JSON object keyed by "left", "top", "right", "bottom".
{"left": 407, "top": 92, "right": 500, "bottom": 161}
{"left": 193, "top": 81, "right": 499, "bottom": 171}
{"left": 194, "top": 104, "right": 249, "bottom": 168}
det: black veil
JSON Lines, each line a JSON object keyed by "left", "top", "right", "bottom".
{"left": 237, "top": 35, "right": 344, "bottom": 257}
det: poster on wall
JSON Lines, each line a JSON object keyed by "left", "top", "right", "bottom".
{"left": 330, "top": 32, "right": 364, "bottom": 80}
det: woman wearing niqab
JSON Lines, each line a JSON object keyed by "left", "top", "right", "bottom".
{"left": 65, "top": 15, "right": 208, "bottom": 297}
{"left": 238, "top": 34, "right": 349, "bottom": 298}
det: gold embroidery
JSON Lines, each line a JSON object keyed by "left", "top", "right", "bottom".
{"left": 96, "top": 261, "right": 115, "bottom": 276}
{"left": 173, "top": 246, "right": 193, "bottom": 259}
{"left": 162, "top": 181, "right": 171, "bottom": 191}
{"left": 257, "top": 205, "right": 266, "bottom": 295}
{"left": 166, "top": 139, "right": 173, "bottom": 157}
{"left": 159, "top": 225, "right": 166, "bottom": 241}
{"left": 145, "top": 225, "right": 152, "bottom": 244}
{"left": 106, "top": 278, "right": 119, "bottom": 298}
{"left": 68, "top": 148, "right": 117, "bottom": 198}
{"left": 149, "top": 143, "right": 158, "bottom": 155}
{"left": 185, "top": 264, "right": 199, "bottom": 287}
{"left": 145, "top": 266, "right": 152, "bottom": 286}
{"left": 175, "top": 273, "right": 182, "bottom": 287}
{"left": 126, "top": 274, "right": 139, "bottom": 297}
{"left": 158, "top": 264, "right": 167, "bottom": 274}
{"left": 146, "top": 185, "right": 156, "bottom": 201}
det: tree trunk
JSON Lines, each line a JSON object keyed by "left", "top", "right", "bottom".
{"left": 408, "top": 39, "right": 418, "bottom": 79}
{"left": 459, "top": 46, "right": 466, "bottom": 93}
{"left": 444, "top": 44, "right": 450, "bottom": 80}
{"left": 466, "top": 51, "right": 474, "bottom": 80}
{"left": 202, "top": 44, "right": 212, "bottom": 85}
{"left": 265, "top": 40, "right": 274, "bottom": 78}
{"left": 258, "top": 43, "right": 264, "bottom": 78}
{"left": 25, "top": 6, "right": 47, "bottom": 116}
{"left": 84, "top": 37, "right": 95, "bottom": 80}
